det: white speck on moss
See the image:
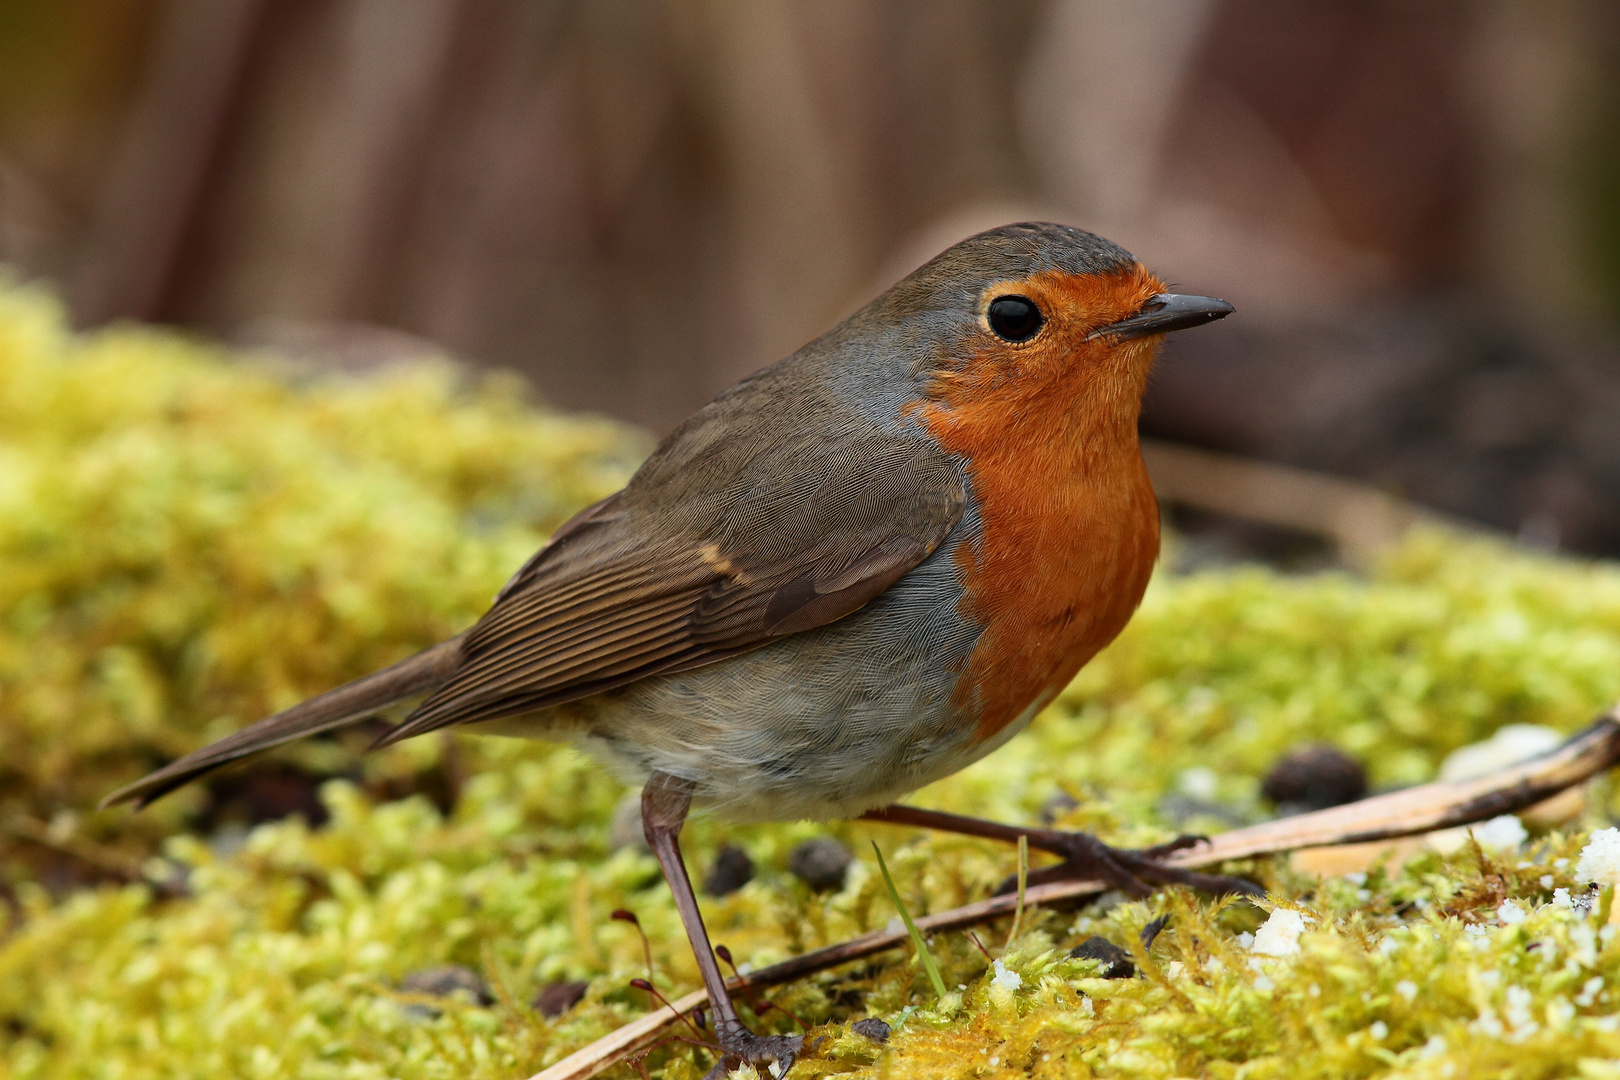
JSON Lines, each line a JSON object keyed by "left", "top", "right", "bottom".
{"left": 1553, "top": 887, "right": 1573, "bottom": 908}
{"left": 1396, "top": 980, "right": 1418, "bottom": 1002}
{"left": 1251, "top": 908, "right": 1311, "bottom": 957}
{"left": 1369, "top": 1020, "right": 1388, "bottom": 1040}
{"left": 1503, "top": 985, "right": 1538, "bottom": 1042}
{"left": 1576, "top": 828, "right": 1620, "bottom": 887}
{"left": 1176, "top": 765, "right": 1219, "bottom": 800}
{"left": 1472, "top": 815, "right": 1528, "bottom": 853}
{"left": 1472, "top": 1006, "right": 1505, "bottom": 1038}
{"left": 991, "top": 959, "right": 1021, "bottom": 992}
{"left": 1497, "top": 899, "right": 1527, "bottom": 925}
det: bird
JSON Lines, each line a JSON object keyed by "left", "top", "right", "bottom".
{"left": 104, "top": 222, "right": 1236, "bottom": 1077}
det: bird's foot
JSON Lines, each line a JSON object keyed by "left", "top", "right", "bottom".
{"left": 995, "top": 831, "right": 1261, "bottom": 899}
{"left": 700, "top": 1021, "right": 805, "bottom": 1079}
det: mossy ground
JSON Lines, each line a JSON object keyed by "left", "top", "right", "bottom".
{"left": 4, "top": 280, "right": 1620, "bottom": 1078}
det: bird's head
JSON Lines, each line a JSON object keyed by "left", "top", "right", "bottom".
{"left": 877, "top": 222, "right": 1231, "bottom": 438}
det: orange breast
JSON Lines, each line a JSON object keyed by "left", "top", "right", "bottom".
{"left": 948, "top": 433, "right": 1159, "bottom": 740}
{"left": 910, "top": 266, "right": 1164, "bottom": 740}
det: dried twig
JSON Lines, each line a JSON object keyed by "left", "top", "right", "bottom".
{"left": 526, "top": 711, "right": 1620, "bottom": 1080}
{"left": 1140, "top": 439, "right": 1467, "bottom": 565}
{"left": 2, "top": 814, "right": 146, "bottom": 882}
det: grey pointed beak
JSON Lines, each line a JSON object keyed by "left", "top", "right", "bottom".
{"left": 1089, "top": 293, "right": 1234, "bottom": 341}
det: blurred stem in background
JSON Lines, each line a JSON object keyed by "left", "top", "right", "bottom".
{"left": 2, "top": 0, "right": 1620, "bottom": 553}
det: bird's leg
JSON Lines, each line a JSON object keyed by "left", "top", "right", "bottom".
{"left": 859, "top": 804, "right": 1260, "bottom": 898}
{"left": 641, "top": 772, "right": 804, "bottom": 1079}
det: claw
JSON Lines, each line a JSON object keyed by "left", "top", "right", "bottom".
{"left": 1137, "top": 833, "right": 1210, "bottom": 859}
{"left": 993, "top": 831, "right": 1260, "bottom": 899}
{"left": 1124, "top": 857, "right": 1264, "bottom": 897}
{"left": 708, "top": 1024, "right": 805, "bottom": 1078}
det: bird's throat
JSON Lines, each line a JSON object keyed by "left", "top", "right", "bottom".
{"left": 912, "top": 379, "right": 1160, "bottom": 742}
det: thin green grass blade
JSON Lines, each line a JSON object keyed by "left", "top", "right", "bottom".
{"left": 1004, "top": 833, "right": 1028, "bottom": 951}
{"left": 872, "top": 841, "right": 948, "bottom": 1000}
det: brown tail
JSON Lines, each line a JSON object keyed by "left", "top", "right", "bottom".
{"left": 100, "top": 634, "right": 467, "bottom": 810}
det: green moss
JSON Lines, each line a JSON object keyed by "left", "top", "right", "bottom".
{"left": 6, "top": 277, "right": 1620, "bottom": 1077}
{"left": 0, "top": 277, "right": 646, "bottom": 859}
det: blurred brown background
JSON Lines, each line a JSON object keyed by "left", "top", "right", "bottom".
{"left": 5, "top": 0, "right": 1620, "bottom": 553}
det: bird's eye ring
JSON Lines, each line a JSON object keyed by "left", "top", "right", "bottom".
{"left": 987, "top": 295, "right": 1043, "bottom": 342}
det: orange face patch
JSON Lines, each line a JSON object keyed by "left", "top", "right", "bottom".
{"left": 919, "top": 263, "right": 1166, "bottom": 415}
{"left": 910, "top": 264, "right": 1168, "bottom": 740}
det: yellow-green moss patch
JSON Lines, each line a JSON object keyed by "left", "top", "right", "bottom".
{"left": 6, "top": 277, "right": 1620, "bottom": 1078}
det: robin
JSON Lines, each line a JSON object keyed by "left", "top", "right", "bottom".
{"left": 105, "top": 222, "right": 1238, "bottom": 1077}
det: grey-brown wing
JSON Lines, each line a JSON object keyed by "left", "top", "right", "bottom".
{"left": 378, "top": 428, "right": 965, "bottom": 743}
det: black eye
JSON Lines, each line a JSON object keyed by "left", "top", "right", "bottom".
{"left": 987, "top": 295, "right": 1043, "bottom": 342}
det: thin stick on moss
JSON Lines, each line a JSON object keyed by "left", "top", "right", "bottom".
{"left": 3, "top": 815, "right": 144, "bottom": 881}
{"left": 527, "top": 710, "right": 1620, "bottom": 1080}
{"left": 871, "top": 841, "right": 947, "bottom": 1000}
